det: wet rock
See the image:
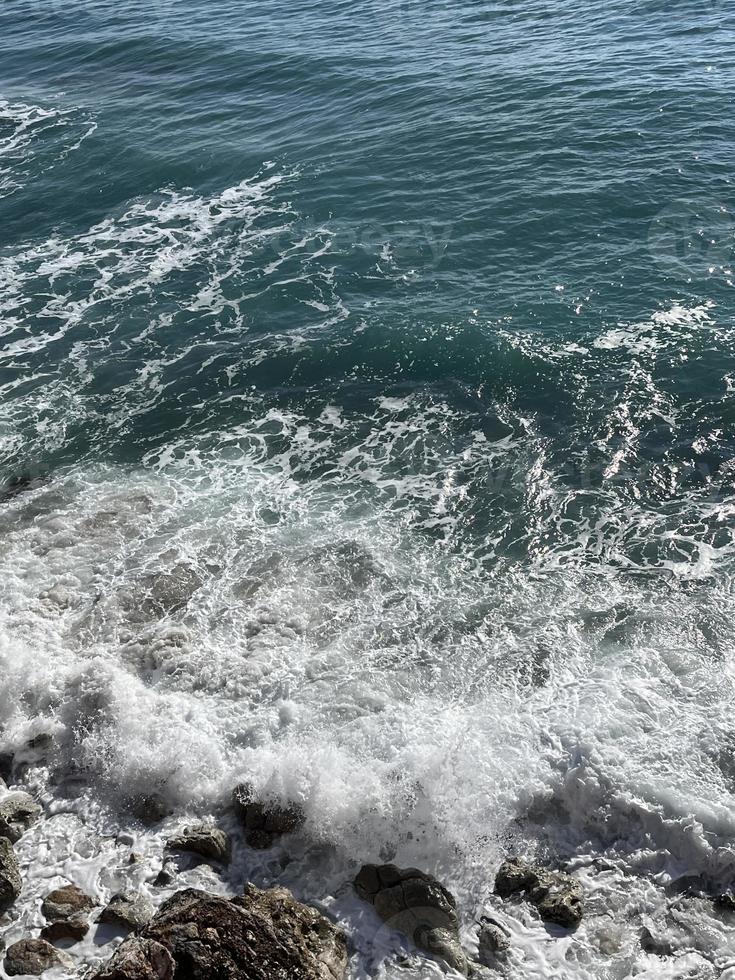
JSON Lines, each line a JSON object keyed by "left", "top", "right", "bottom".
{"left": 0, "top": 754, "right": 11, "bottom": 782}
{"left": 40, "top": 883, "right": 95, "bottom": 943}
{"left": 716, "top": 893, "right": 735, "bottom": 910}
{"left": 233, "top": 782, "right": 304, "bottom": 849}
{"left": 127, "top": 793, "right": 171, "bottom": 825}
{"left": 0, "top": 791, "right": 42, "bottom": 843}
{"left": 100, "top": 892, "right": 154, "bottom": 932}
{"left": 42, "top": 882, "right": 95, "bottom": 922}
{"left": 0, "top": 837, "right": 21, "bottom": 911}
{"left": 90, "top": 937, "right": 175, "bottom": 980}
{"left": 40, "top": 917, "right": 89, "bottom": 942}
{"left": 94, "top": 886, "right": 348, "bottom": 980}
{"left": 477, "top": 915, "right": 511, "bottom": 960}
{"left": 494, "top": 858, "right": 536, "bottom": 898}
{"left": 238, "top": 883, "right": 348, "bottom": 980}
{"left": 153, "top": 859, "right": 177, "bottom": 887}
{"left": 4, "top": 938, "right": 74, "bottom": 976}
{"left": 640, "top": 924, "right": 674, "bottom": 955}
{"left": 354, "top": 864, "right": 468, "bottom": 975}
{"left": 494, "top": 858, "right": 583, "bottom": 928}
{"left": 26, "top": 732, "right": 53, "bottom": 751}
{"left": 166, "top": 824, "right": 231, "bottom": 864}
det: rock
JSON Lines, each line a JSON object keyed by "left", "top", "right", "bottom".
{"left": 166, "top": 824, "right": 231, "bottom": 864}
{"left": 90, "top": 937, "right": 175, "bottom": 980}
{"left": 92, "top": 886, "right": 347, "bottom": 980}
{"left": 0, "top": 837, "right": 21, "bottom": 911}
{"left": 233, "top": 783, "right": 305, "bottom": 849}
{"left": 0, "top": 792, "right": 42, "bottom": 843}
{"left": 494, "top": 858, "right": 583, "bottom": 928}
{"left": 4, "top": 938, "right": 74, "bottom": 976}
{"left": 127, "top": 793, "right": 170, "bottom": 825}
{"left": 153, "top": 860, "right": 177, "bottom": 887}
{"left": 238, "top": 883, "right": 347, "bottom": 979}
{"left": 354, "top": 864, "right": 468, "bottom": 975}
{"left": 41, "top": 882, "right": 95, "bottom": 922}
{"left": 716, "top": 893, "right": 735, "bottom": 910}
{"left": 40, "top": 883, "right": 95, "bottom": 943}
{"left": 100, "top": 892, "right": 154, "bottom": 932}
{"left": 40, "top": 917, "right": 90, "bottom": 942}
{"left": 640, "top": 924, "right": 674, "bottom": 955}
{"left": 0, "top": 753, "right": 13, "bottom": 782}
{"left": 494, "top": 858, "right": 536, "bottom": 898}
{"left": 477, "top": 916, "right": 511, "bottom": 959}
{"left": 26, "top": 732, "right": 53, "bottom": 751}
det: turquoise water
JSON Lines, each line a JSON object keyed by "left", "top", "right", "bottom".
{"left": 2, "top": 2, "right": 735, "bottom": 977}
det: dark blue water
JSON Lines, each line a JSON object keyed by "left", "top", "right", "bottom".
{"left": 1, "top": 4, "right": 735, "bottom": 976}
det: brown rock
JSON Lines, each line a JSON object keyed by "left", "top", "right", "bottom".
{"left": 40, "top": 916, "right": 90, "bottom": 942}
{"left": 90, "top": 886, "right": 347, "bottom": 980}
{"left": 42, "top": 882, "right": 95, "bottom": 922}
{"left": 4, "top": 938, "right": 74, "bottom": 976}
{"left": 495, "top": 858, "right": 583, "bottom": 928}
{"left": 91, "top": 937, "right": 174, "bottom": 980}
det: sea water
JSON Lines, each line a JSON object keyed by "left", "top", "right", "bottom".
{"left": 1, "top": 1, "right": 735, "bottom": 977}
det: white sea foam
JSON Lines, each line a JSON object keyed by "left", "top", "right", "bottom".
{"left": 1, "top": 155, "right": 734, "bottom": 973}
{"left": 0, "top": 100, "right": 96, "bottom": 198}
{"left": 1, "top": 422, "right": 734, "bottom": 976}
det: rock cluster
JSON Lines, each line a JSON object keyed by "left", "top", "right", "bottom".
{"left": 40, "top": 882, "right": 96, "bottom": 942}
{"left": 354, "top": 863, "right": 468, "bottom": 975}
{"left": 495, "top": 857, "right": 583, "bottom": 927}
{"left": 91, "top": 886, "right": 347, "bottom": 980}
{"left": 233, "top": 783, "right": 304, "bottom": 849}
{"left": 0, "top": 774, "right": 590, "bottom": 979}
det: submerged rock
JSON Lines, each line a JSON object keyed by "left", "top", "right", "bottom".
{"left": 4, "top": 938, "right": 74, "bottom": 976}
{"left": 494, "top": 858, "right": 583, "bottom": 928}
{"left": 100, "top": 892, "right": 154, "bottom": 932}
{"left": 91, "top": 886, "right": 347, "bottom": 980}
{"left": 233, "top": 782, "right": 304, "bottom": 849}
{"left": 0, "top": 791, "right": 42, "bottom": 843}
{"left": 166, "top": 824, "right": 231, "bottom": 864}
{"left": 354, "top": 864, "right": 468, "bottom": 975}
{"left": 90, "top": 937, "right": 174, "bottom": 980}
{"left": 0, "top": 837, "right": 22, "bottom": 911}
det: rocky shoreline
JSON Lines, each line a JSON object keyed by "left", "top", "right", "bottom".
{"left": 0, "top": 762, "right": 595, "bottom": 979}
{"left": 2, "top": 763, "right": 734, "bottom": 977}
